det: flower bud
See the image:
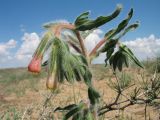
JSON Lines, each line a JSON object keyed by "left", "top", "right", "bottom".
{"left": 28, "top": 56, "right": 42, "bottom": 73}
{"left": 46, "top": 72, "right": 58, "bottom": 91}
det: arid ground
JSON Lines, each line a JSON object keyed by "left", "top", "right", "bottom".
{"left": 0, "top": 65, "right": 160, "bottom": 120}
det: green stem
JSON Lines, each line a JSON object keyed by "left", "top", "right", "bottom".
{"left": 72, "top": 83, "right": 77, "bottom": 104}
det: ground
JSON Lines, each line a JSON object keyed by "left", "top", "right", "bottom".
{"left": 0, "top": 65, "right": 159, "bottom": 120}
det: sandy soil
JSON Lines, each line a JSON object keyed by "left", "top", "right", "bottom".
{"left": 0, "top": 69, "right": 160, "bottom": 120}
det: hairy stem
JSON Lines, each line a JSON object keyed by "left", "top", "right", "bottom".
{"left": 52, "top": 23, "right": 88, "bottom": 58}
{"left": 75, "top": 31, "right": 88, "bottom": 58}
{"left": 89, "top": 38, "right": 106, "bottom": 57}
{"left": 53, "top": 23, "right": 75, "bottom": 37}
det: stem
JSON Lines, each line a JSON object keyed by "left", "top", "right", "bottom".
{"left": 72, "top": 83, "right": 77, "bottom": 104}
{"left": 53, "top": 23, "right": 75, "bottom": 37}
{"left": 38, "top": 90, "right": 56, "bottom": 120}
{"left": 98, "top": 102, "right": 133, "bottom": 116}
{"left": 89, "top": 38, "right": 106, "bottom": 57}
{"left": 89, "top": 39, "right": 121, "bottom": 62}
{"left": 145, "top": 103, "right": 147, "bottom": 120}
{"left": 52, "top": 23, "right": 88, "bottom": 58}
{"left": 75, "top": 31, "right": 88, "bottom": 58}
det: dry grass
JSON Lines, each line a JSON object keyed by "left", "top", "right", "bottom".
{"left": 0, "top": 65, "right": 160, "bottom": 119}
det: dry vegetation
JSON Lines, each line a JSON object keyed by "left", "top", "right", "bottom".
{"left": 0, "top": 64, "right": 160, "bottom": 120}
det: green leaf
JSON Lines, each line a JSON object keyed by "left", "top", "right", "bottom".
{"left": 48, "top": 37, "right": 93, "bottom": 84}
{"left": 79, "top": 55, "right": 88, "bottom": 66}
{"left": 109, "top": 55, "right": 114, "bottom": 66}
{"left": 85, "top": 111, "right": 94, "bottom": 120}
{"left": 99, "top": 39, "right": 118, "bottom": 67}
{"left": 104, "top": 29, "right": 115, "bottom": 39}
{"left": 63, "top": 102, "right": 85, "bottom": 120}
{"left": 80, "top": 30, "right": 94, "bottom": 39}
{"left": 88, "top": 87, "right": 100, "bottom": 105}
{"left": 114, "top": 8, "right": 133, "bottom": 33}
{"left": 117, "top": 56, "right": 124, "bottom": 71}
{"left": 100, "top": 39, "right": 118, "bottom": 53}
{"left": 75, "top": 4, "right": 122, "bottom": 31}
{"left": 65, "top": 32, "right": 79, "bottom": 44}
{"left": 34, "top": 31, "right": 53, "bottom": 58}
{"left": 75, "top": 11, "right": 90, "bottom": 27}
{"left": 123, "top": 54, "right": 129, "bottom": 67}
{"left": 83, "top": 69, "right": 92, "bottom": 87}
{"left": 104, "top": 8, "right": 133, "bottom": 40}
{"left": 63, "top": 107, "right": 80, "bottom": 120}
{"left": 120, "top": 44, "right": 144, "bottom": 68}
{"left": 64, "top": 32, "right": 82, "bottom": 53}
{"left": 42, "top": 60, "right": 48, "bottom": 66}
{"left": 54, "top": 104, "right": 77, "bottom": 112}
{"left": 67, "top": 40, "right": 82, "bottom": 53}
{"left": 117, "top": 22, "right": 139, "bottom": 39}
{"left": 104, "top": 47, "right": 114, "bottom": 67}
{"left": 72, "top": 113, "right": 83, "bottom": 120}
{"left": 112, "top": 51, "right": 122, "bottom": 71}
{"left": 109, "top": 50, "right": 129, "bottom": 71}
{"left": 108, "top": 43, "right": 143, "bottom": 71}
{"left": 95, "top": 9, "right": 136, "bottom": 62}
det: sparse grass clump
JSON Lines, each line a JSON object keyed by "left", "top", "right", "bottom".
{"left": 0, "top": 68, "right": 47, "bottom": 95}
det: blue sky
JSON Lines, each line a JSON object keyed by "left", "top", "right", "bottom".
{"left": 0, "top": 0, "right": 160, "bottom": 68}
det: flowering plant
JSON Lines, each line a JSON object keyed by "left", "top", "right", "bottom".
{"left": 28, "top": 4, "right": 145, "bottom": 119}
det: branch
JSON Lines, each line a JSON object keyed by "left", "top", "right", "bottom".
{"left": 98, "top": 102, "right": 133, "bottom": 116}
{"left": 98, "top": 96, "right": 160, "bottom": 116}
{"left": 99, "top": 92, "right": 121, "bottom": 111}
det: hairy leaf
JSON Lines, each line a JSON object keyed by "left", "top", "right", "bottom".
{"left": 75, "top": 4, "right": 122, "bottom": 31}
{"left": 85, "top": 111, "right": 94, "bottom": 120}
{"left": 100, "top": 39, "right": 118, "bottom": 53}
{"left": 109, "top": 50, "right": 128, "bottom": 71}
{"left": 34, "top": 32, "right": 53, "bottom": 58}
{"left": 48, "top": 37, "right": 93, "bottom": 85}
{"left": 120, "top": 44, "right": 144, "bottom": 68}
{"left": 88, "top": 87, "right": 100, "bottom": 105}
{"left": 109, "top": 44, "right": 143, "bottom": 71}
{"left": 104, "top": 8, "right": 133, "bottom": 40}
{"left": 67, "top": 40, "right": 82, "bottom": 53}
{"left": 75, "top": 11, "right": 90, "bottom": 27}
{"left": 104, "top": 47, "right": 114, "bottom": 67}
{"left": 117, "top": 22, "right": 139, "bottom": 39}
{"left": 54, "top": 104, "right": 77, "bottom": 112}
{"left": 63, "top": 107, "right": 80, "bottom": 120}
{"left": 63, "top": 102, "right": 85, "bottom": 120}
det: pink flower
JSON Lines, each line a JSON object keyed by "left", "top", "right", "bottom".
{"left": 28, "top": 56, "right": 42, "bottom": 73}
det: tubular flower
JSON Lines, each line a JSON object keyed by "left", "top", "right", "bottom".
{"left": 46, "top": 72, "right": 58, "bottom": 91}
{"left": 28, "top": 32, "right": 52, "bottom": 73}
{"left": 28, "top": 56, "right": 42, "bottom": 73}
